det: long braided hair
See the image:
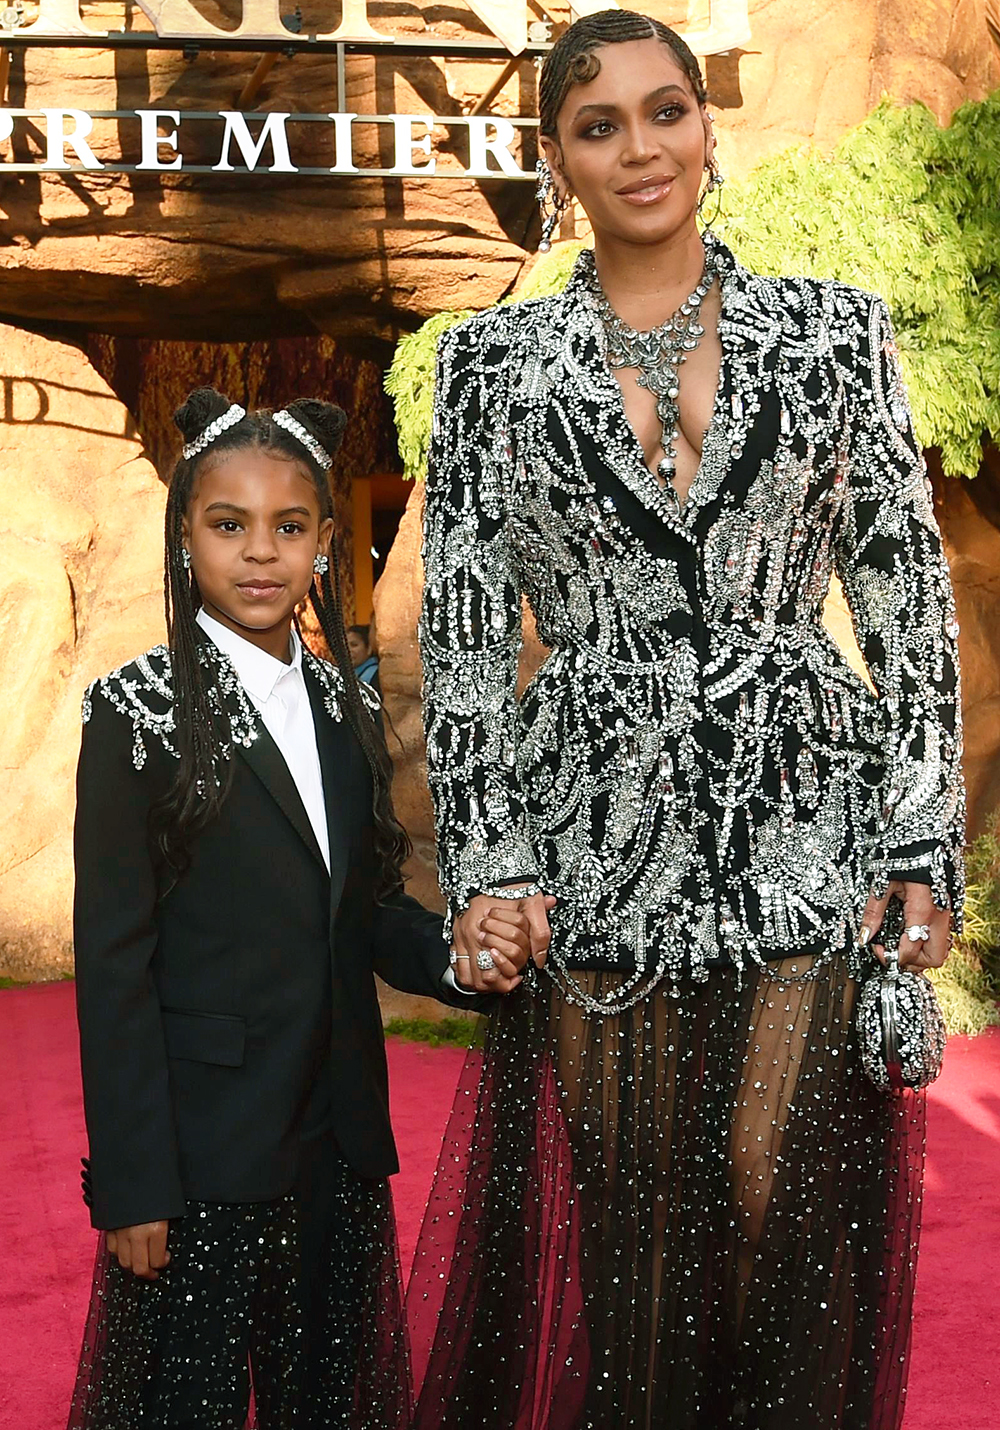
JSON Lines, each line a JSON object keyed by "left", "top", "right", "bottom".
{"left": 539, "top": 10, "right": 707, "bottom": 139}
{"left": 152, "top": 386, "right": 411, "bottom": 897}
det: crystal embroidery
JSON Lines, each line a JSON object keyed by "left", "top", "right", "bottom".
{"left": 420, "top": 236, "right": 965, "bottom": 1009}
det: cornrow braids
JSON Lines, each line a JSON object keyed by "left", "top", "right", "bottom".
{"left": 539, "top": 9, "right": 707, "bottom": 139}
{"left": 151, "top": 388, "right": 411, "bottom": 899}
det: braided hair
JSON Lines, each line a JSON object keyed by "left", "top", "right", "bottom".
{"left": 539, "top": 9, "right": 707, "bottom": 139}
{"left": 152, "top": 386, "right": 411, "bottom": 897}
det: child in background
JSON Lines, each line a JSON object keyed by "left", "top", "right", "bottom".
{"left": 347, "top": 622, "right": 380, "bottom": 689}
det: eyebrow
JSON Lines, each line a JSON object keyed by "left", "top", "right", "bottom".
{"left": 204, "top": 502, "right": 313, "bottom": 518}
{"left": 572, "top": 84, "right": 688, "bottom": 120}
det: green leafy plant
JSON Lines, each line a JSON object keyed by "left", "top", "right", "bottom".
{"left": 931, "top": 815, "right": 1000, "bottom": 1036}
{"left": 386, "top": 91, "right": 1000, "bottom": 482}
{"left": 383, "top": 1014, "right": 482, "bottom": 1048}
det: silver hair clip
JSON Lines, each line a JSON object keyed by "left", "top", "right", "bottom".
{"left": 182, "top": 403, "right": 246, "bottom": 461}
{"left": 272, "top": 409, "right": 333, "bottom": 470}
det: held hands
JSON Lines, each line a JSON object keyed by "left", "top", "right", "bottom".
{"left": 106, "top": 1221, "right": 170, "bottom": 1280}
{"left": 857, "top": 880, "right": 952, "bottom": 971}
{"left": 451, "top": 890, "right": 557, "bottom": 994}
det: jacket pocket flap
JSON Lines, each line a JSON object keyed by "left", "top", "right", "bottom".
{"left": 162, "top": 1009, "right": 246, "bottom": 1067}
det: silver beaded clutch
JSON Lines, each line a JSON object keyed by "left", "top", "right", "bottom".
{"left": 857, "top": 898, "right": 946, "bottom": 1093}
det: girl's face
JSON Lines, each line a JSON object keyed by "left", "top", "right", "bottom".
{"left": 183, "top": 447, "right": 334, "bottom": 655}
{"left": 541, "top": 38, "right": 712, "bottom": 249}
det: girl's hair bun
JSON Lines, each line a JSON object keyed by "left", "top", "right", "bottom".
{"left": 283, "top": 398, "right": 348, "bottom": 459}
{"left": 173, "top": 387, "right": 234, "bottom": 444}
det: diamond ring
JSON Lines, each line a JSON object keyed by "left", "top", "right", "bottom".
{"left": 476, "top": 949, "right": 496, "bottom": 972}
{"left": 906, "top": 924, "right": 931, "bottom": 943}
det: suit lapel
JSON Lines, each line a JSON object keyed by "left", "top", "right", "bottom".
{"left": 236, "top": 718, "right": 329, "bottom": 875}
{"left": 192, "top": 625, "right": 330, "bottom": 875}
{"left": 303, "top": 661, "right": 354, "bottom": 909}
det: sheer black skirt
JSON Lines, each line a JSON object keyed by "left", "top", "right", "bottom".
{"left": 407, "top": 955, "right": 924, "bottom": 1430}
{"left": 67, "top": 1132, "right": 411, "bottom": 1430}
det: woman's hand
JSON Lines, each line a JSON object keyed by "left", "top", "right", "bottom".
{"left": 106, "top": 1221, "right": 171, "bottom": 1280}
{"left": 452, "top": 891, "right": 557, "bottom": 993}
{"left": 857, "top": 880, "right": 952, "bottom": 970}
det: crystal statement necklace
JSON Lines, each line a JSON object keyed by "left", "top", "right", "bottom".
{"left": 596, "top": 247, "right": 718, "bottom": 485}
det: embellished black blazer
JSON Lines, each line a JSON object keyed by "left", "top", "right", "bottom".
{"left": 419, "top": 235, "right": 965, "bottom": 997}
{"left": 75, "top": 640, "right": 468, "bottom": 1232}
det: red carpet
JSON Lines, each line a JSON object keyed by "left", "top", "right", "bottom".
{"left": 1, "top": 982, "right": 996, "bottom": 1429}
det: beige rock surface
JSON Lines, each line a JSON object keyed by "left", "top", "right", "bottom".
{"left": 0, "top": 0, "right": 995, "bottom": 343}
{"left": 0, "top": 324, "right": 166, "bottom": 979}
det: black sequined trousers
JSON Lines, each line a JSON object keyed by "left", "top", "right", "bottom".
{"left": 68, "top": 1133, "right": 411, "bottom": 1429}
{"left": 407, "top": 955, "right": 925, "bottom": 1430}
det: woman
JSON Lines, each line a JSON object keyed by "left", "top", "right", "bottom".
{"left": 68, "top": 389, "right": 528, "bottom": 1429}
{"left": 348, "top": 622, "right": 381, "bottom": 689}
{"left": 410, "top": 10, "right": 964, "bottom": 1430}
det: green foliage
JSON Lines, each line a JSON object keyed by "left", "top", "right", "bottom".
{"left": 383, "top": 1014, "right": 482, "bottom": 1048}
{"left": 516, "top": 241, "right": 587, "bottom": 300}
{"left": 929, "top": 815, "right": 1000, "bottom": 1036}
{"left": 384, "top": 310, "right": 472, "bottom": 483}
{"left": 387, "top": 91, "right": 1000, "bottom": 482}
{"left": 715, "top": 94, "right": 1000, "bottom": 476}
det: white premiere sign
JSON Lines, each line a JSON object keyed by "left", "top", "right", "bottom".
{"left": 0, "top": 107, "right": 536, "bottom": 176}
{"left": 0, "top": 0, "right": 751, "bottom": 177}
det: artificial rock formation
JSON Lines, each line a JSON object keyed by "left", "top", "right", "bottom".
{"left": 0, "top": 324, "right": 166, "bottom": 979}
{"left": 1, "top": 0, "right": 996, "bottom": 346}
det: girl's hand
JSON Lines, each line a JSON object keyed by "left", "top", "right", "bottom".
{"left": 106, "top": 1221, "right": 171, "bottom": 1280}
{"left": 857, "top": 880, "right": 952, "bottom": 971}
{"left": 452, "top": 892, "right": 556, "bottom": 994}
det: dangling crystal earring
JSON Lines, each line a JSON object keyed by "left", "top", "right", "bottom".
{"left": 535, "top": 158, "right": 569, "bottom": 252}
{"left": 313, "top": 553, "right": 329, "bottom": 576}
{"left": 697, "top": 159, "right": 725, "bottom": 222}
{"left": 181, "top": 548, "right": 192, "bottom": 571}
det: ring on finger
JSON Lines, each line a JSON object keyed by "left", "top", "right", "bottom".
{"left": 476, "top": 949, "right": 496, "bottom": 972}
{"left": 906, "top": 923, "right": 931, "bottom": 943}
{"left": 448, "top": 947, "right": 458, "bottom": 966}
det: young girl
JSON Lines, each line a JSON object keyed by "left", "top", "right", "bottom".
{"left": 68, "top": 388, "right": 532, "bottom": 1429}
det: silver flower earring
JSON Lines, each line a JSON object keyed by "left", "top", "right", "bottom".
{"left": 181, "top": 548, "right": 192, "bottom": 571}
{"left": 313, "top": 553, "right": 329, "bottom": 576}
{"left": 697, "top": 158, "right": 725, "bottom": 221}
{"left": 535, "top": 158, "right": 569, "bottom": 252}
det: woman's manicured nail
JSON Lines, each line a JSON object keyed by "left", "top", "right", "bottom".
{"left": 857, "top": 924, "right": 872, "bottom": 947}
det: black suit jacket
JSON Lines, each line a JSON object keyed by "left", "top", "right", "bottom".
{"left": 74, "top": 642, "right": 477, "bottom": 1232}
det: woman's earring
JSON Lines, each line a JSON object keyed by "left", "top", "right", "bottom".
{"left": 181, "top": 548, "right": 192, "bottom": 571}
{"left": 313, "top": 553, "right": 329, "bottom": 576}
{"left": 697, "top": 159, "right": 725, "bottom": 222}
{"left": 535, "top": 158, "right": 569, "bottom": 252}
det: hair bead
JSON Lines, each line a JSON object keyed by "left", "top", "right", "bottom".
{"left": 181, "top": 403, "right": 247, "bottom": 461}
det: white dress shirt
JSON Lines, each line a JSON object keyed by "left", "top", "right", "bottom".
{"left": 196, "top": 609, "right": 330, "bottom": 871}
{"left": 196, "top": 609, "right": 473, "bottom": 996}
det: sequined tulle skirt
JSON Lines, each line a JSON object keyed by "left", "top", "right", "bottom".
{"left": 67, "top": 1134, "right": 410, "bottom": 1430}
{"left": 407, "top": 955, "right": 925, "bottom": 1430}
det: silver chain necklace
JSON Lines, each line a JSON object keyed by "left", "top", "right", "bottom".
{"left": 595, "top": 249, "right": 718, "bottom": 484}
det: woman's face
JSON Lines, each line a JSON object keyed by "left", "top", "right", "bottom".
{"left": 346, "top": 630, "right": 369, "bottom": 665}
{"left": 183, "top": 447, "right": 333, "bottom": 651}
{"left": 541, "top": 38, "right": 712, "bottom": 248}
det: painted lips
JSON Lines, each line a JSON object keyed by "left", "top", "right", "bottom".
{"left": 616, "top": 174, "right": 676, "bottom": 205}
